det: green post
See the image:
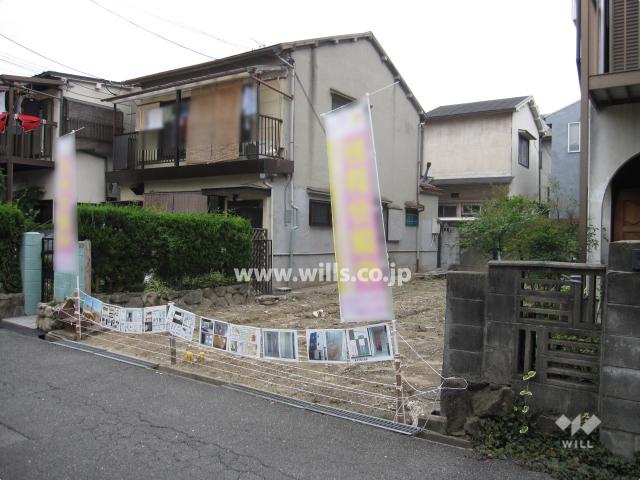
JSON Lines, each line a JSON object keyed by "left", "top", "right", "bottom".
{"left": 20, "top": 232, "right": 44, "bottom": 315}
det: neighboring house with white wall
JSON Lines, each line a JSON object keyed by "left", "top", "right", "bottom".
{"left": 423, "top": 96, "right": 548, "bottom": 269}
{"left": 1, "top": 71, "right": 131, "bottom": 219}
{"left": 541, "top": 100, "right": 581, "bottom": 220}
{"left": 575, "top": 0, "right": 640, "bottom": 264}
{"left": 104, "top": 32, "right": 440, "bottom": 286}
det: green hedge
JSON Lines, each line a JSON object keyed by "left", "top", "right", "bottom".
{"left": 78, "top": 205, "right": 252, "bottom": 292}
{"left": 0, "top": 203, "right": 26, "bottom": 293}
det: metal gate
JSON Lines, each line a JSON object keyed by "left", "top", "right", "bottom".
{"left": 41, "top": 235, "right": 54, "bottom": 303}
{"left": 251, "top": 229, "right": 272, "bottom": 295}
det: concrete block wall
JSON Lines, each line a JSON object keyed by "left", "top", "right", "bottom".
{"left": 600, "top": 241, "right": 640, "bottom": 459}
{"left": 442, "top": 272, "right": 486, "bottom": 382}
{"left": 20, "top": 232, "right": 44, "bottom": 315}
{"left": 483, "top": 266, "right": 519, "bottom": 385}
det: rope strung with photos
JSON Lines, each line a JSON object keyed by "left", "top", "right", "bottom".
{"left": 51, "top": 307, "right": 396, "bottom": 413}
{"left": 52, "top": 291, "right": 466, "bottom": 423}
{"left": 80, "top": 291, "right": 401, "bottom": 367}
{"left": 57, "top": 298, "right": 403, "bottom": 413}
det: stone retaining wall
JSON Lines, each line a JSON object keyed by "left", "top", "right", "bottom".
{"left": 0, "top": 293, "right": 25, "bottom": 319}
{"left": 93, "top": 284, "right": 253, "bottom": 310}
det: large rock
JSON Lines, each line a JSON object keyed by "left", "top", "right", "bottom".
{"left": 471, "top": 386, "right": 515, "bottom": 418}
{"left": 214, "top": 286, "right": 227, "bottom": 297}
{"left": 182, "top": 290, "right": 203, "bottom": 305}
{"left": 142, "top": 292, "right": 162, "bottom": 307}
{"left": 126, "top": 296, "right": 144, "bottom": 308}
{"left": 231, "top": 293, "right": 245, "bottom": 305}
{"left": 440, "top": 389, "right": 473, "bottom": 435}
{"left": 109, "top": 293, "right": 130, "bottom": 305}
{"left": 464, "top": 416, "right": 483, "bottom": 439}
{"left": 214, "top": 296, "right": 229, "bottom": 307}
{"left": 202, "top": 288, "right": 215, "bottom": 299}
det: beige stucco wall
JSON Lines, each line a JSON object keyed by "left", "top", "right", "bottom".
{"left": 14, "top": 151, "right": 106, "bottom": 203}
{"left": 276, "top": 38, "right": 438, "bottom": 271}
{"left": 510, "top": 103, "right": 541, "bottom": 199}
{"left": 425, "top": 113, "right": 512, "bottom": 180}
{"left": 587, "top": 102, "right": 640, "bottom": 263}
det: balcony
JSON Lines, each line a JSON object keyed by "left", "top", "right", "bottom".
{"left": 108, "top": 114, "right": 292, "bottom": 183}
{"left": 0, "top": 121, "right": 55, "bottom": 168}
{"left": 581, "top": 0, "right": 640, "bottom": 107}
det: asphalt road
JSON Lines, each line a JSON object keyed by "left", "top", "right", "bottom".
{"left": 0, "top": 328, "right": 550, "bottom": 480}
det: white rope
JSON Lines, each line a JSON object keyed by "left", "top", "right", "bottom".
{"left": 49, "top": 324, "right": 392, "bottom": 414}
{"left": 77, "top": 291, "right": 396, "bottom": 388}
{"left": 56, "top": 314, "right": 396, "bottom": 404}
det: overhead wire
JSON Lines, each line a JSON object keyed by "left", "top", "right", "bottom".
{"left": 0, "top": 32, "right": 102, "bottom": 78}
{"left": 88, "top": 0, "right": 217, "bottom": 61}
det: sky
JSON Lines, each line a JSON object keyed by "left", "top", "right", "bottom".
{"left": 0, "top": 0, "right": 580, "bottom": 114}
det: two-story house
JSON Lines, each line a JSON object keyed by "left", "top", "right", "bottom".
{"left": 575, "top": 0, "right": 640, "bottom": 264}
{"left": 541, "top": 101, "right": 581, "bottom": 220}
{"left": 1, "top": 71, "right": 131, "bottom": 219}
{"left": 423, "top": 95, "right": 548, "bottom": 269}
{"left": 104, "top": 32, "right": 441, "bottom": 282}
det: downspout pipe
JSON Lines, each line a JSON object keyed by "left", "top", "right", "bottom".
{"left": 281, "top": 56, "right": 298, "bottom": 288}
{"left": 415, "top": 120, "right": 425, "bottom": 273}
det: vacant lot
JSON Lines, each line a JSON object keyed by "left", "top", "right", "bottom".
{"left": 80, "top": 277, "right": 447, "bottom": 420}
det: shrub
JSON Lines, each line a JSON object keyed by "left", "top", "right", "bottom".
{"left": 78, "top": 205, "right": 252, "bottom": 292}
{"left": 0, "top": 203, "right": 26, "bottom": 293}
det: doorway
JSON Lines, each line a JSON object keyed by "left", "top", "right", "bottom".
{"left": 611, "top": 156, "right": 640, "bottom": 242}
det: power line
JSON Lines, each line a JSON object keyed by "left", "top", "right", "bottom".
{"left": 88, "top": 0, "right": 216, "bottom": 60}
{"left": 0, "top": 32, "right": 99, "bottom": 78}
{"left": 127, "top": 7, "right": 252, "bottom": 50}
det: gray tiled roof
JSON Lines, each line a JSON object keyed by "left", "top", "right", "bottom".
{"left": 426, "top": 96, "right": 531, "bottom": 119}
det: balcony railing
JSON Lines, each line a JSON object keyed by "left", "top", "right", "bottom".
{"left": 113, "top": 114, "right": 283, "bottom": 171}
{"left": 63, "top": 117, "right": 123, "bottom": 143}
{"left": 0, "top": 122, "right": 54, "bottom": 163}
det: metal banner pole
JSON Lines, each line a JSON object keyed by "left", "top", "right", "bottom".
{"left": 75, "top": 275, "right": 81, "bottom": 341}
{"left": 391, "top": 318, "right": 405, "bottom": 423}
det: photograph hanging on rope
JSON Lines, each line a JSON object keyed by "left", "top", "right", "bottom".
{"left": 213, "top": 320, "right": 230, "bottom": 350}
{"left": 262, "top": 329, "right": 299, "bottom": 362}
{"left": 345, "top": 323, "right": 393, "bottom": 363}
{"left": 124, "top": 308, "right": 144, "bottom": 333}
{"left": 100, "top": 303, "right": 125, "bottom": 331}
{"left": 166, "top": 304, "right": 196, "bottom": 341}
{"left": 306, "top": 329, "right": 349, "bottom": 363}
{"left": 200, "top": 318, "right": 230, "bottom": 350}
{"left": 81, "top": 295, "right": 102, "bottom": 323}
{"left": 228, "top": 324, "right": 260, "bottom": 358}
{"left": 143, "top": 306, "right": 167, "bottom": 332}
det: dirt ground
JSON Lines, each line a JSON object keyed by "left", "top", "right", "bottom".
{"left": 78, "top": 277, "right": 446, "bottom": 420}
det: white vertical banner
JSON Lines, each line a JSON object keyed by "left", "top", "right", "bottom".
{"left": 53, "top": 133, "right": 78, "bottom": 274}
{"left": 324, "top": 97, "right": 394, "bottom": 323}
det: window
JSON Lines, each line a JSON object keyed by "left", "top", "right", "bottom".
{"left": 568, "top": 122, "right": 580, "bottom": 153}
{"left": 518, "top": 134, "right": 530, "bottom": 168}
{"left": 331, "top": 91, "right": 354, "bottom": 110}
{"left": 227, "top": 200, "right": 263, "bottom": 228}
{"left": 461, "top": 204, "right": 482, "bottom": 217}
{"left": 405, "top": 208, "right": 419, "bottom": 226}
{"left": 438, "top": 205, "right": 458, "bottom": 217}
{"left": 309, "top": 200, "right": 332, "bottom": 226}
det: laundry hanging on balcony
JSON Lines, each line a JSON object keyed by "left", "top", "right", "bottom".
{"left": 0, "top": 112, "right": 42, "bottom": 134}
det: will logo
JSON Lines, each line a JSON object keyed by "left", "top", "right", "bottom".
{"left": 556, "top": 414, "right": 601, "bottom": 449}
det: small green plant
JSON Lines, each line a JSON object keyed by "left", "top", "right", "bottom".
{"left": 144, "top": 278, "right": 171, "bottom": 296}
{"left": 516, "top": 370, "right": 536, "bottom": 434}
{"left": 177, "top": 271, "right": 235, "bottom": 290}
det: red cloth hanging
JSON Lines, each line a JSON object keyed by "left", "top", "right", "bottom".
{"left": 0, "top": 112, "right": 42, "bottom": 134}
{"left": 18, "top": 113, "right": 42, "bottom": 132}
